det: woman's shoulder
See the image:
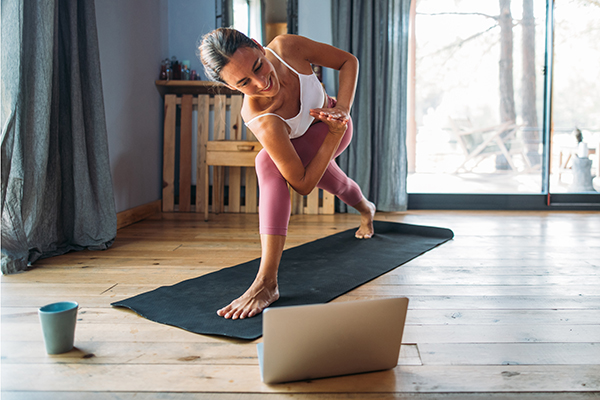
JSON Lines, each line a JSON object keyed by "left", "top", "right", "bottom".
{"left": 267, "top": 35, "right": 314, "bottom": 74}
{"left": 267, "top": 34, "right": 304, "bottom": 51}
{"left": 241, "top": 97, "right": 263, "bottom": 122}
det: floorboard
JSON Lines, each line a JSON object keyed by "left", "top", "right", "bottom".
{"left": 3, "top": 393, "right": 600, "bottom": 400}
{"left": 2, "top": 210, "right": 599, "bottom": 398}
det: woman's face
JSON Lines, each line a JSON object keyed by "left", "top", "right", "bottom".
{"left": 220, "top": 46, "right": 280, "bottom": 97}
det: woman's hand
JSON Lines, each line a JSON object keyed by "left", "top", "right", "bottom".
{"left": 309, "top": 106, "right": 350, "bottom": 136}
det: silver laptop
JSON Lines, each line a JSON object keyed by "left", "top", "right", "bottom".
{"left": 257, "top": 297, "right": 409, "bottom": 384}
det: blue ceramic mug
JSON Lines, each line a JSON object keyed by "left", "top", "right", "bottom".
{"left": 38, "top": 301, "right": 79, "bottom": 354}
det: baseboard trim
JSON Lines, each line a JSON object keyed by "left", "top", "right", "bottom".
{"left": 116, "top": 200, "right": 162, "bottom": 230}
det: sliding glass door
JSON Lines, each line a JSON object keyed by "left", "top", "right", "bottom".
{"left": 407, "top": 0, "right": 599, "bottom": 208}
{"left": 549, "top": 0, "right": 600, "bottom": 198}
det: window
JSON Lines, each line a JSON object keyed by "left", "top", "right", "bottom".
{"left": 231, "top": 0, "right": 264, "bottom": 44}
{"left": 408, "top": 0, "right": 599, "bottom": 205}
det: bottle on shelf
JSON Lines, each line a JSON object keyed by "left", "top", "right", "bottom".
{"left": 182, "top": 60, "right": 190, "bottom": 80}
{"left": 172, "top": 56, "right": 181, "bottom": 80}
{"left": 159, "top": 59, "right": 168, "bottom": 80}
{"left": 166, "top": 59, "right": 172, "bottom": 80}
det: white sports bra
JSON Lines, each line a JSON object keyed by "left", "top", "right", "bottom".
{"left": 244, "top": 48, "right": 326, "bottom": 139}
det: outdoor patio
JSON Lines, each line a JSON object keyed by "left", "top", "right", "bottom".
{"left": 408, "top": 130, "right": 600, "bottom": 194}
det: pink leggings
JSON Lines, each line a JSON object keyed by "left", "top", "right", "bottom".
{"left": 255, "top": 99, "right": 364, "bottom": 236}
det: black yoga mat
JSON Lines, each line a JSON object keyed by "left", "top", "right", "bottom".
{"left": 111, "top": 221, "right": 453, "bottom": 340}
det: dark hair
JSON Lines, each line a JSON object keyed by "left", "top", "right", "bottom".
{"left": 198, "top": 28, "right": 259, "bottom": 83}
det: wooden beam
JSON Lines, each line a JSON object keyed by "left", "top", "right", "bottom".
{"left": 116, "top": 200, "right": 161, "bottom": 230}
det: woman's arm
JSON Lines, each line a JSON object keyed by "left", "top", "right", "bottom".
{"left": 249, "top": 35, "right": 357, "bottom": 195}
{"left": 270, "top": 35, "right": 359, "bottom": 114}
{"left": 250, "top": 115, "right": 347, "bottom": 196}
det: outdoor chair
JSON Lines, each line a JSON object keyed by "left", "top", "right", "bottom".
{"left": 450, "top": 118, "right": 530, "bottom": 173}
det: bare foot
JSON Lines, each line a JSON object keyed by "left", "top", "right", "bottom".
{"left": 216, "top": 277, "right": 280, "bottom": 319}
{"left": 355, "top": 199, "right": 376, "bottom": 239}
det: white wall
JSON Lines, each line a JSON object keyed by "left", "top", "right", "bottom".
{"left": 96, "top": 0, "right": 216, "bottom": 213}
{"left": 96, "top": 0, "right": 334, "bottom": 213}
{"left": 298, "top": 0, "right": 332, "bottom": 42}
{"left": 168, "top": 0, "right": 215, "bottom": 80}
{"left": 298, "top": 0, "right": 335, "bottom": 95}
{"left": 96, "top": 0, "right": 169, "bottom": 213}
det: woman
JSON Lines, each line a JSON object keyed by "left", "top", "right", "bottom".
{"left": 199, "top": 28, "right": 376, "bottom": 320}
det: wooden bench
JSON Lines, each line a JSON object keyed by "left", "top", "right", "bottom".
{"left": 159, "top": 82, "right": 334, "bottom": 218}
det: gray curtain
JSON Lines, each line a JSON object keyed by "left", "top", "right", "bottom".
{"left": 1, "top": 0, "right": 116, "bottom": 274}
{"left": 332, "top": 0, "right": 411, "bottom": 212}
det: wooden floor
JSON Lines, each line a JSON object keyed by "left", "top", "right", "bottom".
{"left": 2, "top": 210, "right": 600, "bottom": 399}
